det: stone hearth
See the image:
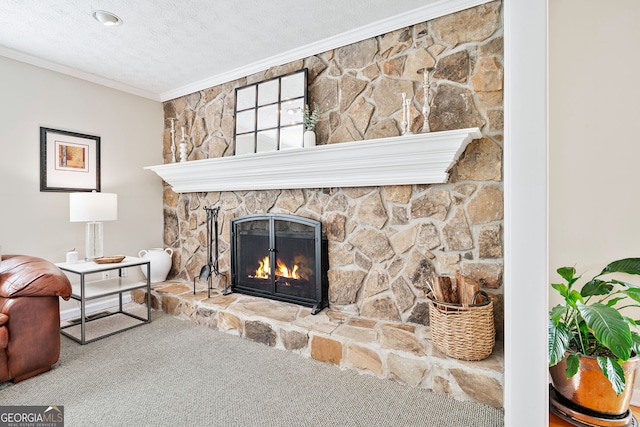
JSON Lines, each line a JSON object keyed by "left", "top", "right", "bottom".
{"left": 132, "top": 281, "right": 504, "bottom": 408}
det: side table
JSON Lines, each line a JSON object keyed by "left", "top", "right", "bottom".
{"left": 56, "top": 256, "right": 151, "bottom": 344}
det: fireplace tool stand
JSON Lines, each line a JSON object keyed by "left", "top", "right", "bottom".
{"left": 194, "top": 206, "right": 220, "bottom": 298}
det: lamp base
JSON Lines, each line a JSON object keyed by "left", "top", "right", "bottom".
{"left": 85, "top": 221, "right": 104, "bottom": 260}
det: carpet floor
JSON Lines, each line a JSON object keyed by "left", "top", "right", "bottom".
{"left": 0, "top": 310, "right": 504, "bottom": 426}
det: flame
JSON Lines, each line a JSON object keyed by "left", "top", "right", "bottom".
{"left": 254, "top": 256, "right": 300, "bottom": 279}
{"left": 255, "top": 256, "right": 270, "bottom": 278}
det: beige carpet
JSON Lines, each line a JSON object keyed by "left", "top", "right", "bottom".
{"left": 61, "top": 304, "right": 149, "bottom": 343}
{"left": 0, "top": 309, "right": 504, "bottom": 427}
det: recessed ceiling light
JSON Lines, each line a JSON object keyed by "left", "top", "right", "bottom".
{"left": 92, "top": 10, "right": 122, "bottom": 26}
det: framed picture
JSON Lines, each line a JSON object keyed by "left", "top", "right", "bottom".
{"left": 40, "top": 127, "right": 100, "bottom": 192}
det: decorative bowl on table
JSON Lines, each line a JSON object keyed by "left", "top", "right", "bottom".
{"left": 94, "top": 255, "right": 126, "bottom": 264}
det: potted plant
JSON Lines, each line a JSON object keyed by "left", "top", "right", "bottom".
{"left": 302, "top": 103, "right": 324, "bottom": 147}
{"left": 548, "top": 257, "right": 640, "bottom": 415}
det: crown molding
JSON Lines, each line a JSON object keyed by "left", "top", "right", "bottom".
{"left": 159, "top": 0, "right": 491, "bottom": 101}
{"left": 0, "top": 45, "right": 161, "bottom": 101}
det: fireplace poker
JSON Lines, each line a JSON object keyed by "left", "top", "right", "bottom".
{"left": 213, "top": 208, "right": 220, "bottom": 277}
{"left": 198, "top": 209, "right": 213, "bottom": 281}
{"left": 210, "top": 206, "right": 220, "bottom": 298}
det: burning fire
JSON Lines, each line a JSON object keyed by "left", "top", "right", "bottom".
{"left": 254, "top": 256, "right": 300, "bottom": 279}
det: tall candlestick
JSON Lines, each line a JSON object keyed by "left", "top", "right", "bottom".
{"left": 404, "top": 98, "right": 413, "bottom": 135}
{"left": 401, "top": 93, "right": 408, "bottom": 135}
{"left": 179, "top": 126, "right": 188, "bottom": 162}
{"left": 418, "top": 67, "right": 434, "bottom": 133}
{"left": 169, "top": 118, "right": 177, "bottom": 163}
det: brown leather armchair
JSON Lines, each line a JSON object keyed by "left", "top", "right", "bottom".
{"left": 0, "top": 254, "right": 72, "bottom": 383}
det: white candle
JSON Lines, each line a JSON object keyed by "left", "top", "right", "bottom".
{"left": 66, "top": 250, "right": 78, "bottom": 264}
{"left": 401, "top": 93, "right": 407, "bottom": 128}
{"left": 181, "top": 126, "right": 186, "bottom": 139}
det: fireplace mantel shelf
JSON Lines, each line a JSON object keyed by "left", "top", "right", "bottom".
{"left": 144, "top": 127, "right": 482, "bottom": 193}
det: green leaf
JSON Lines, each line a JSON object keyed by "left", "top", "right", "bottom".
{"left": 632, "top": 333, "right": 640, "bottom": 356}
{"left": 550, "top": 305, "right": 567, "bottom": 324}
{"left": 577, "top": 302, "right": 632, "bottom": 361}
{"left": 611, "top": 279, "right": 639, "bottom": 288}
{"left": 606, "top": 297, "right": 626, "bottom": 307}
{"left": 622, "top": 287, "right": 640, "bottom": 304}
{"left": 597, "top": 356, "right": 626, "bottom": 395}
{"left": 303, "top": 103, "right": 324, "bottom": 131}
{"left": 581, "top": 279, "right": 613, "bottom": 297}
{"left": 552, "top": 283, "right": 569, "bottom": 298}
{"left": 556, "top": 266, "right": 582, "bottom": 287}
{"left": 600, "top": 258, "right": 640, "bottom": 277}
{"left": 557, "top": 266, "right": 576, "bottom": 283}
{"left": 565, "top": 353, "right": 580, "bottom": 378}
{"left": 549, "top": 320, "right": 571, "bottom": 366}
{"left": 567, "top": 290, "right": 584, "bottom": 308}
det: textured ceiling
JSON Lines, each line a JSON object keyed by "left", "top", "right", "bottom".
{"left": 0, "top": 0, "right": 439, "bottom": 101}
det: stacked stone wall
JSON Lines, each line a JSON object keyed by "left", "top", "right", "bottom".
{"left": 161, "top": 1, "right": 504, "bottom": 339}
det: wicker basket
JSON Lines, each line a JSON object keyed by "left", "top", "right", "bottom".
{"left": 427, "top": 290, "right": 495, "bottom": 361}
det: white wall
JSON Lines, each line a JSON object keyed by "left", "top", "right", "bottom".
{"left": 0, "top": 56, "right": 164, "bottom": 310}
{"left": 550, "top": 0, "right": 640, "bottom": 280}
{"left": 549, "top": 0, "right": 640, "bottom": 400}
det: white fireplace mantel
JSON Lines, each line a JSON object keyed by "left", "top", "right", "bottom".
{"left": 144, "top": 127, "right": 482, "bottom": 193}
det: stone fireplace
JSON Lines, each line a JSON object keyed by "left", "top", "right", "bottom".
{"left": 230, "top": 213, "right": 329, "bottom": 314}
{"left": 147, "top": 0, "right": 505, "bottom": 408}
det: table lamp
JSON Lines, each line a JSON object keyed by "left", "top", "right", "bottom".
{"left": 70, "top": 192, "right": 117, "bottom": 260}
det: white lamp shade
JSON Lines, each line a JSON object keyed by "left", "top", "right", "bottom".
{"left": 69, "top": 192, "right": 117, "bottom": 222}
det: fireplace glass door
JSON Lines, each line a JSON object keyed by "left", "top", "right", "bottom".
{"left": 231, "top": 214, "right": 328, "bottom": 314}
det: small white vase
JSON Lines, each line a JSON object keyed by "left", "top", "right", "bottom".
{"left": 138, "top": 247, "right": 173, "bottom": 283}
{"left": 303, "top": 130, "right": 316, "bottom": 147}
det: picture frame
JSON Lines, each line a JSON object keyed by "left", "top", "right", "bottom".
{"left": 40, "top": 127, "right": 100, "bottom": 192}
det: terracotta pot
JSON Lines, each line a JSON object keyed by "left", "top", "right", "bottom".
{"left": 549, "top": 352, "right": 640, "bottom": 416}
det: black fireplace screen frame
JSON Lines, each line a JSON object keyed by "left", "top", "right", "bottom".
{"left": 230, "top": 213, "right": 329, "bottom": 314}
